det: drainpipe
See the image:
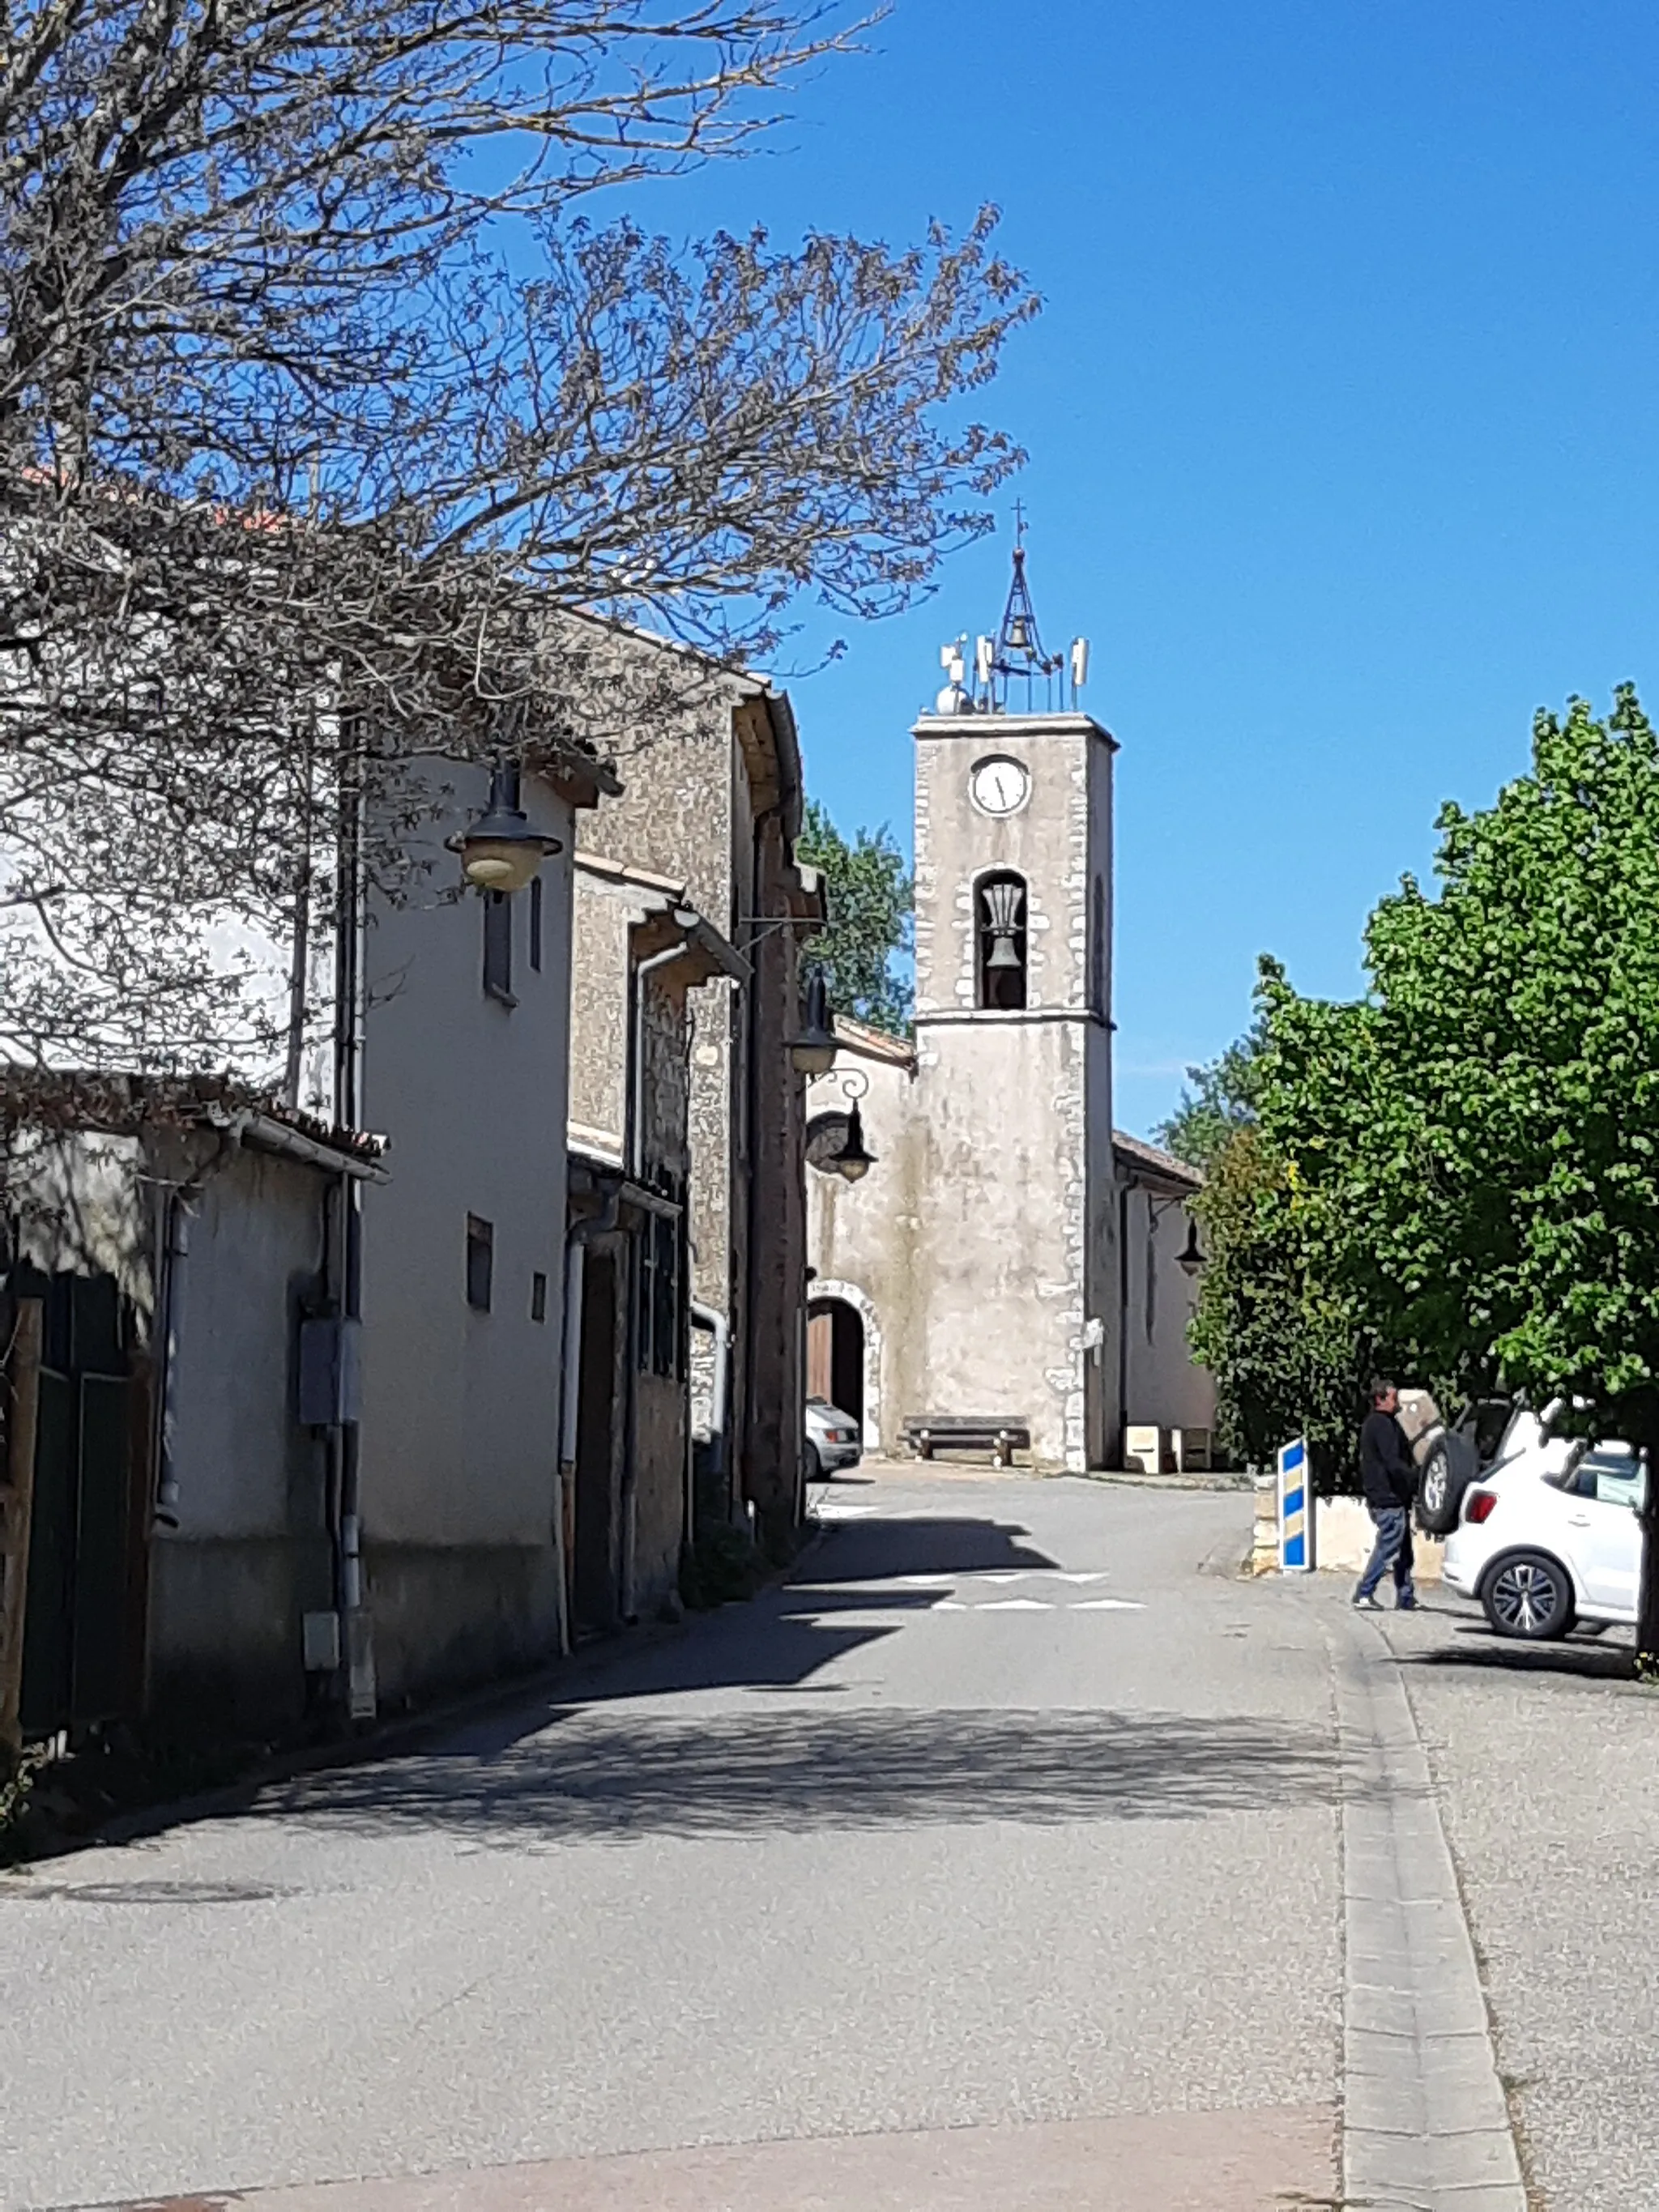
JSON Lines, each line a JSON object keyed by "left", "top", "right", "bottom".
{"left": 1116, "top": 1181, "right": 1131, "bottom": 1469}
{"left": 151, "top": 1191, "right": 191, "bottom": 1530}
{"left": 333, "top": 741, "right": 373, "bottom": 1721}
{"left": 688, "top": 1299, "right": 731, "bottom": 1555}
{"left": 689, "top": 1300, "right": 730, "bottom": 1450}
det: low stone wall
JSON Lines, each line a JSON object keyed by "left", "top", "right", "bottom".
{"left": 1248, "top": 1480, "right": 1444, "bottom": 1583}
{"left": 1316, "top": 1495, "right": 1444, "bottom": 1583}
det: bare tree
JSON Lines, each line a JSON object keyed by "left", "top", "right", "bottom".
{"left": 0, "top": 0, "right": 1038, "bottom": 1078}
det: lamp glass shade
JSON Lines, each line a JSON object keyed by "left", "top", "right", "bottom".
{"left": 458, "top": 759, "right": 559, "bottom": 894}
{"left": 461, "top": 837, "right": 544, "bottom": 895}
{"left": 791, "top": 1038, "right": 838, "bottom": 1076}
{"left": 787, "top": 969, "right": 837, "bottom": 1075}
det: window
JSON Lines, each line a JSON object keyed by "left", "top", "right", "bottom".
{"left": 975, "top": 872, "right": 1027, "bottom": 1011}
{"left": 635, "top": 1174, "right": 685, "bottom": 1378}
{"left": 466, "top": 1215, "right": 494, "bottom": 1311}
{"left": 529, "top": 875, "right": 543, "bottom": 973}
{"left": 1557, "top": 1446, "right": 1647, "bottom": 1510}
{"left": 483, "top": 890, "right": 514, "bottom": 1003}
{"left": 531, "top": 1269, "right": 548, "bottom": 1323}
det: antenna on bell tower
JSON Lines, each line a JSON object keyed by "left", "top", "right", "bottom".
{"left": 972, "top": 508, "right": 1090, "bottom": 714}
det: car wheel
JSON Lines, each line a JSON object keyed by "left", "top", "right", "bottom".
{"left": 1417, "top": 1439, "right": 1465, "bottom": 1535}
{"left": 1482, "top": 1550, "right": 1576, "bottom": 1641}
{"left": 804, "top": 1442, "right": 824, "bottom": 1484}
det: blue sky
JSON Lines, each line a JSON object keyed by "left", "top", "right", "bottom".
{"left": 636, "top": 0, "right": 1659, "bottom": 1137}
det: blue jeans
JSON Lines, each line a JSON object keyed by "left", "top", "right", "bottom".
{"left": 1357, "top": 1505, "right": 1416, "bottom": 1603}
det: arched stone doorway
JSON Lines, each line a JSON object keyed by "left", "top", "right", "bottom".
{"left": 806, "top": 1279, "right": 883, "bottom": 1449}
{"left": 807, "top": 1295, "right": 864, "bottom": 1427}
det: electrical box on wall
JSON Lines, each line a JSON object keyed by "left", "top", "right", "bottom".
{"left": 301, "top": 1610, "right": 342, "bottom": 1672}
{"left": 298, "top": 1316, "right": 361, "bottom": 1426}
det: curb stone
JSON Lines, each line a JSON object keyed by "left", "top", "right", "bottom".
{"left": 1331, "top": 1613, "right": 1527, "bottom": 2212}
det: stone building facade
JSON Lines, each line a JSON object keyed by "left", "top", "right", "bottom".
{"left": 564, "top": 853, "right": 744, "bottom": 1630}
{"left": 574, "top": 658, "right": 824, "bottom": 1555}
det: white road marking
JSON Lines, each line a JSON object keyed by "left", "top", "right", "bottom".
{"left": 977, "top": 1598, "right": 1054, "bottom": 1611}
{"left": 1056, "top": 1571, "right": 1111, "bottom": 1583}
{"left": 1068, "top": 1598, "right": 1145, "bottom": 1611}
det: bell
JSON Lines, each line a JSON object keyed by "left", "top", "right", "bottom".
{"left": 1007, "top": 614, "right": 1030, "bottom": 651}
{"left": 987, "top": 931, "right": 1021, "bottom": 970}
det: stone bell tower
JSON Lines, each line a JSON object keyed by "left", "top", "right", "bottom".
{"left": 905, "top": 534, "right": 1120, "bottom": 1468}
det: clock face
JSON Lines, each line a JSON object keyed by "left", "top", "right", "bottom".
{"left": 970, "top": 755, "right": 1031, "bottom": 818}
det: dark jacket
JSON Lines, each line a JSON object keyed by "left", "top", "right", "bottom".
{"left": 1359, "top": 1409, "right": 1418, "bottom": 1511}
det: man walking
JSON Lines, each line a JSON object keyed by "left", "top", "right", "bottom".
{"left": 1354, "top": 1377, "right": 1419, "bottom": 1611}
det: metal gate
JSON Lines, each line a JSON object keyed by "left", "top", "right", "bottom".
{"left": 19, "top": 1272, "right": 141, "bottom": 1739}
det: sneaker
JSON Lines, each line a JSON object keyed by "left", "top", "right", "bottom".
{"left": 1396, "top": 1596, "right": 1419, "bottom": 1612}
{"left": 1353, "top": 1593, "right": 1384, "bottom": 1611}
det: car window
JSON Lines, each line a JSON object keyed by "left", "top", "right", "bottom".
{"left": 1559, "top": 1447, "right": 1646, "bottom": 1507}
{"left": 1473, "top": 1401, "right": 1513, "bottom": 1463}
{"left": 1589, "top": 1451, "right": 1645, "bottom": 1511}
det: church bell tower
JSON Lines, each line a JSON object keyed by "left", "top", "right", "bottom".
{"left": 906, "top": 529, "right": 1120, "bottom": 1468}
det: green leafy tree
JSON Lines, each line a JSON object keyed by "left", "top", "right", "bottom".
{"left": 1187, "top": 1115, "right": 1380, "bottom": 1489}
{"left": 796, "top": 799, "right": 915, "bottom": 1034}
{"left": 1156, "top": 1019, "right": 1268, "bottom": 1174}
{"left": 1257, "top": 688, "right": 1659, "bottom": 1663}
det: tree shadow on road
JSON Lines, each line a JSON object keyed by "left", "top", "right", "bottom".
{"left": 259, "top": 1706, "right": 1335, "bottom": 1847}
{"left": 1396, "top": 1633, "right": 1637, "bottom": 1686}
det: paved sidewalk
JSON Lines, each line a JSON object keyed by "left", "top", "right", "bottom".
{"left": 1370, "top": 1598, "right": 1659, "bottom": 2212}
{"left": 1333, "top": 1617, "right": 1525, "bottom": 2212}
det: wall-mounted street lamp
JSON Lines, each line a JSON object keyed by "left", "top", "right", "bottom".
{"left": 1176, "top": 1219, "right": 1207, "bottom": 1278}
{"left": 787, "top": 968, "right": 838, "bottom": 1077}
{"left": 834, "top": 1097, "right": 875, "bottom": 1183}
{"left": 452, "top": 756, "right": 562, "bottom": 894}
{"left": 807, "top": 1064, "right": 878, "bottom": 1183}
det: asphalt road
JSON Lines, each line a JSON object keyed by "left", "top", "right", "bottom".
{"left": 0, "top": 1473, "right": 1344, "bottom": 2211}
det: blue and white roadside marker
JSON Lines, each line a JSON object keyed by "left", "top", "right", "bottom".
{"left": 1277, "top": 1438, "right": 1313, "bottom": 1572}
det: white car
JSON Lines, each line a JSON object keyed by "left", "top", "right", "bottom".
{"left": 1443, "top": 1441, "right": 1646, "bottom": 1639}
{"left": 804, "top": 1397, "right": 862, "bottom": 1481}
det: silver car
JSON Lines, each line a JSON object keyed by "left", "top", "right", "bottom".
{"left": 805, "top": 1396, "right": 862, "bottom": 1480}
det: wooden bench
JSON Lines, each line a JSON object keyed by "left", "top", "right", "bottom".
{"left": 903, "top": 1415, "right": 1032, "bottom": 1468}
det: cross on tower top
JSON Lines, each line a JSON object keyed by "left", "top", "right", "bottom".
{"left": 933, "top": 511, "right": 1091, "bottom": 716}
